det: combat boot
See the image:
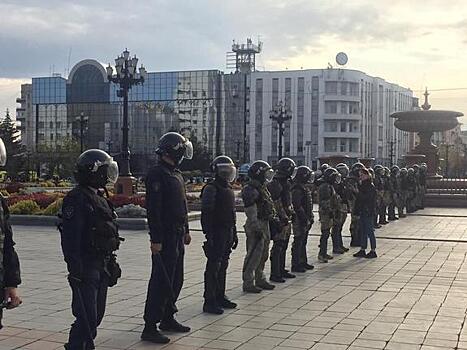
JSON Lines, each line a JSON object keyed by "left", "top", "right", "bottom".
{"left": 291, "top": 266, "right": 306, "bottom": 273}
{"left": 303, "top": 263, "right": 314, "bottom": 270}
{"left": 318, "top": 255, "right": 328, "bottom": 263}
{"left": 243, "top": 285, "right": 262, "bottom": 293}
{"left": 282, "top": 271, "right": 296, "bottom": 279}
{"left": 159, "top": 318, "right": 191, "bottom": 333}
{"left": 270, "top": 275, "right": 286, "bottom": 283}
{"left": 203, "top": 302, "right": 224, "bottom": 315}
{"left": 257, "top": 280, "right": 275, "bottom": 290}
{"left": 141, "top": 324, "right": 170, "bottom": 344}
{"left": 218, "top": 298, "right": 237, "bottom": 309}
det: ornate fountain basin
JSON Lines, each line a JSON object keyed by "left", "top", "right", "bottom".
{"left": 391, "top": 110, "right": 461, "bottom": 132}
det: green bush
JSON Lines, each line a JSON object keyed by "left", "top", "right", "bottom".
{"left": 41, "top": 198, "right": 63, "bottom": 216}
{"left": 9, "top": 200, "right": 41, "bottom": 215}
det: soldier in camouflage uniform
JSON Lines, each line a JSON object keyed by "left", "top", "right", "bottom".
{"left": 268, "top": 158, "right": 296, "bottom": 283}
{"left": 387, "top": 165, "right": 399, "bottom": 220}
{"left": 318, "top": 167, "right": 340, "bottom": 263}
{"left": 419, "top": 163, "right": 427, "bottom": 209}
{"left": 291, "top": 166, "right": 315, "bottom": 273}
{"left": 348, "top": 162, "right": 364, "bottom": 247}
{"left": 397, "top": 167, "right": 408, "bottom": 218}
{"left": 241, "top": 161, "right": 276, "bottom": 293}
{"left": 373, "top": 165, "right": 386, "bottom": 227}
{"left": 406, "top": 167, "right": 417, "bottom": 213}
{"left": 332, "top": 163, "right": 351, "bottom": 254}
{"left": 383, "top": 167, "right": 392, "bottom": 220}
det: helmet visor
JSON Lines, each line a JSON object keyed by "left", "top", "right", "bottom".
{"left": 184, "top": 140, "right": 193, "bottom": 160}
{"left": 106, "top": 158, "right": 119, "bottom": 184}
{"left": 265, "top": 168, "right": 275, "bottom": 182}
{"left": 0, "top": 138, "right": 6, "bottom": 167}
{"left": 290, "top": 167, "right": 297, "bottom": 179}
{"left": 217, "top": 164, "right": 237, "bottom": 183}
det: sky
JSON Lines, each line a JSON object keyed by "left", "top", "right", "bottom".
{"left": 2, "top": 0, "right": 467, "bottom": 126}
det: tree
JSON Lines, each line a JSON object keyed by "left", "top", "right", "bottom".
{"left": 0, "top": 109, "right": 26, "bottom": 180}
{"left": 179, "top": 135, "right": 212, "bottom": 172}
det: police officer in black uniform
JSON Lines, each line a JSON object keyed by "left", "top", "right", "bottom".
{"left": 268, "top": 158, "right": 296, "bottom": 283}
{"left": 0, "top": 138, "right": 22, "bottom": 329}
{"left": 142, "top": 132, "right": 193, "bottom": 344}
{"left": 60, "top": 149, "right": 122, "bottom": 350}
{"left": 201, "top": 156, "right": 238, "bottom": 315}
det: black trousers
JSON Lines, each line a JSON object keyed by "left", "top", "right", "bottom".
{"left": 144, "top": 233, "right": 185, "bottom": 325}
{"left": 67, "top": 267, "right": 109, "bottom": 350}
{"left": 203, "top": 228, "right": 233, "bottom": 305}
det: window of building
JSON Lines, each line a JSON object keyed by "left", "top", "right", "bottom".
{"left": 324, "top": 138, "right": 337, "bottom": 152}
{"left": 50, "top": 133, "right": 54, "bottom": 141}
{"left": 349, "top": 83, "right": 359, "bottom": 96}
{"left": 341, "top": 102, "right": 347, "bottom": 114}
{"left": 325, "top": 81, "right": 337, "bottom": 94}
{"left": 325, "top": 101, "right": 338, "bottom": 113}
{"left": 349, "top": 139, "right": 358, "bottom": 152}
{"left": 378, "top": 126, "right": 383, "bottom": 141}
{"left": 39, "top": 122, "right": 44, "bottom": 129}
{"left": 324, "top": 121, "right": 338, "bottom": 132}
{"left": 340, "top": 122, "right": 347, "bottom": 132}
{"left": 340, "top": 139, "right": 346, "bottom": 152}
{"left": 340, "top": 82, "right": 347, "bottom": 95}
{"left": 349, "top": 102, "right": 359, "bottom": 114}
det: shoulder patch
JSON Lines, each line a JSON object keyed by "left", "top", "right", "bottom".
{"left": 63, "top": 205, "right": 75, "bottom": 219}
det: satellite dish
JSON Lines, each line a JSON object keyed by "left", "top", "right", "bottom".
{"left": 336, "top": 52, "right": 348, "bottom": 66}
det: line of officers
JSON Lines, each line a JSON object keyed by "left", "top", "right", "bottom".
{"left": 55, "top": 131, "right": 428, "bottom": 348}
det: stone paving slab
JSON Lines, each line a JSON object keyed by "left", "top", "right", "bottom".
{"left": 2, "top": 209, "right": 467, "bottom": 349}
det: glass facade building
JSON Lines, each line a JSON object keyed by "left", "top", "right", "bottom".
{"left": 22, "top": 60, "right": 224, "bottom": 174}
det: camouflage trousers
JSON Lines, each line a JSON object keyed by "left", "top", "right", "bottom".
{"left": 242, "top": 220, "right": 270, "bottom": 288}
{"left": 331, "top": 205, "right": 347, "bottom": 251}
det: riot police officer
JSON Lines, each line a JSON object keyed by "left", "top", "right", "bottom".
{"left": 348, "top": 162, "right": 364, "bottom": 246}
{"left": 407, "top": 167, "right": 417, "bottom": 213}
{"left": 268, "top": 158, "right": 296, "bottom": 283}
{"left": 420, "top": 163, "right": 427, "bottom": 209}
{"left": 291, "top": 166, "right": 315, "bottom": 272}
{"left": 0, "top": 138, "right": 21, "bottom": 329}
{"left": 318, "top": 167, "right": 340, "bottom": 263}
{"left": 388, "top": 165, "right": 400, "bottom": 220}
{"left": 143, "top": 132, "right": 193, "bottom": 343}
{"left": 201, "top": 156, "right": 238, "bottom": 315}
{"left": 242, "top": 160, "right": 276, "bottom": 293}
{"left": 332, "top": 163, "right": 350, "bottom": 254}
{"left": 60, "top": 149, "right": 122, "bottom": 350}
{"left": 397, "top": 168, "right": 409, "bottom": 217}
{"left": 373, "top": 165, "right": 386, "bottom": 227}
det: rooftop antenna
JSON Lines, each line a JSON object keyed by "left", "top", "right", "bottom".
{"left": 226, "top": 37, "right": 262, "bottom": 73}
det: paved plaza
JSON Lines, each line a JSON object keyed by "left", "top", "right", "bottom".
{"left": 2, "top": 209, "right": 467, "bottom": 349}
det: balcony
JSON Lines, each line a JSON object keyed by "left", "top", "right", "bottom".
{"left": 16, "top": 97, "right": 25, "bottom": 104}
{"left": 323, "top": 94, "right": 360, "bottom": 102}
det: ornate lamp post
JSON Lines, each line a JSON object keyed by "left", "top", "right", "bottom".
{"left": 106, "top": 49, "right": 147, "bottom": 177}
{"left": 269, "top": 101, "right": 292, "bottom": 159}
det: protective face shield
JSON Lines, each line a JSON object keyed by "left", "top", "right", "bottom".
{"left": 265, "top": 168, "right": 275, "bottom": 182}
{"left": 335, "top": 174, "right": 342, "bottom": 184}
{"left": 183, "top": 140, "right": 193, "bottom": 160}
{"left": 217, "top": 163, "right": 237, "bottom": 183}
{"left": 0, "top": 138, "right": 6, "bottom": 167}
{"left": 94, "top": 157, "right": 119, "bottom": 185}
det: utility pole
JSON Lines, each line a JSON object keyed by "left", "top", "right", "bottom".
{"left": 269, "top": 101, "right": 292, "bottom": 159}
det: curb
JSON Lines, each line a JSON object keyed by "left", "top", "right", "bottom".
{"left": 9, "top": 213, "right": 201, "bottom": 231}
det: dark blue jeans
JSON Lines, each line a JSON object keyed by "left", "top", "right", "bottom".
{"left": 360, "top": 213, "right": 376, "bottom": 250}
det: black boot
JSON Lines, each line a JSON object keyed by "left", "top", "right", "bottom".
{"left": 141, "top": 324, "right": 170, "bottom": 344}
{"left": 203, "top": 301, "right": 224, "bottom": 315}
{"left": 218, "top": 297, "right": 237, "bottom": 309}
{"left": 159, "top": 318, "right": 191, "bottom": 333}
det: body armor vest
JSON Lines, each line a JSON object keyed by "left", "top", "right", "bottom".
{"left": 292, "top": 183, "right": 313, "bottom": 220}
{"left": 248, "top": 180, "right": 275, "bottom": 221}
{"left": 203, "top": 179, "right": 236, "bottom": 227}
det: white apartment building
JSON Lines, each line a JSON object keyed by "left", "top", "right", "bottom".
{"left": 248, "top": 68, "right": 414, "bottom": 168}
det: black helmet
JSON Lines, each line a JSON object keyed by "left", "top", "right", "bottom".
{"left": 320, "top": 163, "right": 330, "bottom": 172}
{"left": 336, "top": 163, "right": 349, "bottom": 177}
{"left": 374, "top": 164, "right": 384, "bottom": 176}
{"left": 408, "top": 167, "right": 415, "bottom": 176}
{"left": 400, "top": 167, "right": 408, "bottom": 176}
{"left": 391, "top": 165, "right": 400, "bottom": 175}
{"left": 294, "top": 166, "right": 313, "bottom": 184}
{"left": 211, "top": 155, "right": 236, "bottom": 182}
{"left": 323, "top": 167, "right": 340, "bottom": 184}
{"left": 156, "top": 132, "right": 193, "bottom": 165}
{"left": 351, "top": 162, "right": 365, "bottom": 172}
{"left": 368, "top": 167, "right": 375, "bottom": 178}
{"left": 413, "top": 164, "right": 420, "bottom": 173}
{"left": 274, "top": 157, "right": 296, "bottom": 178}
{"left": 248, "top": 160, "right": 274, "bottom": 183}
{"left": 74, "top": 149, "right": 119, "bottom": 188}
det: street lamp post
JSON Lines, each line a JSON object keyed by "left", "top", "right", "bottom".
{"left": 270, "top": 101, "right": 292, "bottom": 159}
{"left": 106, "top": 49, "right": 147, "bottom": 177}
{"left": 76, "top": 112, "right": 89, "bottom": 153}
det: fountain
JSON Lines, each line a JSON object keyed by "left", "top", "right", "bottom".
{"left": 391, "top": 88, "right": 463, "bottom": 178}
